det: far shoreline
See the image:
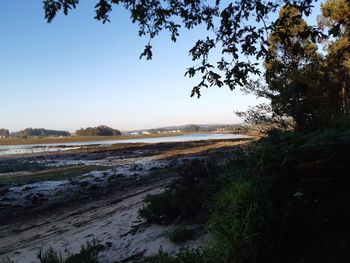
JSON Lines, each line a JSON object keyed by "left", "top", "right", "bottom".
{"left": 0, "top": 132, "right": 237, "bottom": 146}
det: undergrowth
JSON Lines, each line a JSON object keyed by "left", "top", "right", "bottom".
{"left": 139, "top": 159, "right": 222, "bottom": 224}
{"left": 38, "top": 240, "right": 100, "bottom": 263}
{"left": 141, "top": 128, "right": 350, "bottom": 263}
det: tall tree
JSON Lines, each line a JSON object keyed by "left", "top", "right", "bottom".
{"left": 264, "top": 5, "right": 321, "bottom": 130}
{"left": 239, "top": 1, "right": 350, "bottom": 131}
{"left": 319, "top": 0, "right": 350, "bottom": 116}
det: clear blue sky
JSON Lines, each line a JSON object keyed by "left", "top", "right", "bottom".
{"left": 0, "top": 1, "right": 320, "bottom": 132}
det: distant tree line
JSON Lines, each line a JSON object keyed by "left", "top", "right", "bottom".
{"left": 146, "top": 124, "right": 247, "bottom": 134}
{"left": 183, "top": 125, "right": 201, "bottom": 132}
{"left": 183, "top": 124, "right": 246, "bottom": 133}
{"left": 75, "top": 125, "right": 121, "bottom": 136}
{"left": 12, "top": 128, "right": 71, "bottom": 137}
{"left": 0, "top": 129, "right": 9, "bottom": 137}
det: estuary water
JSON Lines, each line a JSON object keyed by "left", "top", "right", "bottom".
{"left": 0, "top": 133, "right": 249, "bottom": 156}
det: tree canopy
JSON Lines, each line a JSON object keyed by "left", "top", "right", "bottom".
{"left": 43, "top": 0, "right": 350, "bottom": 132}
{"left": 43, "top": 0, "right": 325, "bottom": 98}
{"left": 236, "top": 0, "right": 350, "bottom": 131}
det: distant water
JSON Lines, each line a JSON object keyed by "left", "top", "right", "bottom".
{"left": 0, "top": 133, "right": 249, "bottom": 156}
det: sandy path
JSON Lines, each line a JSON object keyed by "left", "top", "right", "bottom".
{"left": 0, "top": 178, "right": 178, "bottom": 263}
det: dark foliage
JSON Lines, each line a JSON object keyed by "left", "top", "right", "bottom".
{"left": 208, "top": 128, "right": 350, "bottom": 263}
{"left": 142, "top": 128, "right": 350, "bottom": 263}
{"left": 238, "top": 1, "right": 350, "bottom": 132}
{"left": 139, "top": 159, "right": 222, "bottom": 224}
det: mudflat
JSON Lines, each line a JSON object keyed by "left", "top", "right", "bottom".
{"left": 0, "top": 138, "right": 250, "bottom": 262}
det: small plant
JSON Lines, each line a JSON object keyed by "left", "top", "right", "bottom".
{"left": 38, "top": 246, "right": 64, "bottom": 263}
{"left": 37, "top": 240, "right": 100, "bottom": 263}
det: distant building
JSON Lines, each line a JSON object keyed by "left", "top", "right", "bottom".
{"left": 142, "top": 131, "right": 151, "bottom": 135}
{"left": 130, "top": 132, "right": 139, "bottom": 135}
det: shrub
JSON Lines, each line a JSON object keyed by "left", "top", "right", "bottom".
{"left": 139, "top": 159, "right": 221, "bottom": 224}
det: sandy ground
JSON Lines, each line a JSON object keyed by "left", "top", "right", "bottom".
{"left": 0, "top": 179, "right": 175, "bottom": 262}
{"left": 0, "top": 139, "right": 250, "bottom": 262}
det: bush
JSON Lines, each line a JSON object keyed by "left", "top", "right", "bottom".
{"left": 139, "top": 189, "right": 181, "bottom": 224}
{"left": 139, "top": 159, "right": 222, "bottom": 224}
